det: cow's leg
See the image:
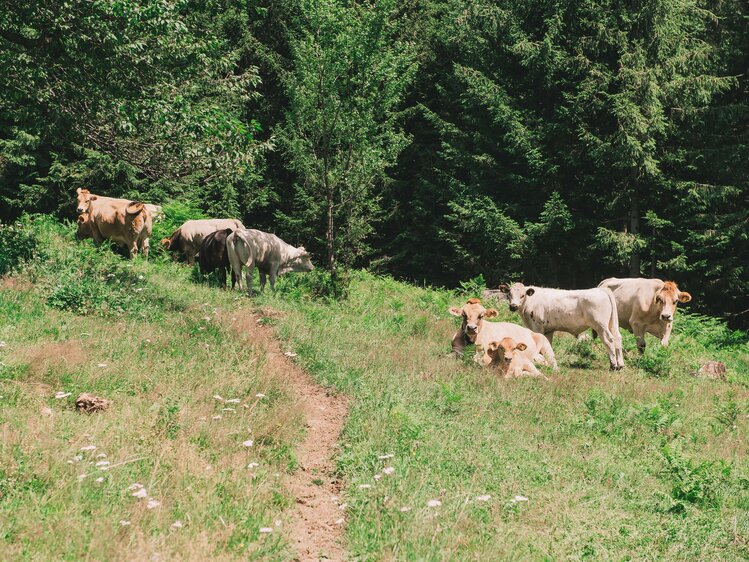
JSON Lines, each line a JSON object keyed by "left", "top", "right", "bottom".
{"left": 219, "top": 266, "right": 227, "bottom": 290}
{"left": 128, "top": 241, "right": 138, "bottom": 259}
{"left": 141, "top": 238, "right": 150, "bottom": 259}
{"left": 450, "top": 331, "right": 466, "bottom": 357}
{"left": 660, "top": 322, "right": 673, "bottom": 347}
{"left": 269, "top": 267, "right": 278, "bottom": 292}
{"left": 632, "top": 323, "right": 647, "bottom": 353}
{"left": 539, "top": 337, "right": 559, "bottom": 371}
{"left": 259, "top": 270, "right": 267, "bottom": 293}
{"left": 245, "top": 262, "right": 255, "bottom": 297}
{"left": 599, "top": 326, "right": 621, "bottom": 370}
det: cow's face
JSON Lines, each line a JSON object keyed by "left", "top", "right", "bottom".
{"left": 76, "top": 188, "right": 94, "bottom": 213}
{"left": 487, "top": 337, "right": 527, "bottom": 366}
{"left": 499, "top": 283, "right": 535, "bottom": 312}
{"left": 448, "top": 298, "right": 498, "bottom": 342}
{"left": 655, "top": 281, "right": 692, "bottom": 322}
{"left": 76, "top": 213, "right": 92, "bottom": 240}
{"left": 280, "top": 247, "right": 314, "bottom": 274}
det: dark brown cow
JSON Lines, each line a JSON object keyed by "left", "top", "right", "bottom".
{"left": 198, "top": 229, "right": 236, "bottom": 289}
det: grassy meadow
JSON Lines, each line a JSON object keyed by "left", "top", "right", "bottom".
{"left": 2, "top": 215, "right": 749, "bottom": 560}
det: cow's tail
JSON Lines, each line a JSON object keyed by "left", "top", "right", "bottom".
{"left": 125, "top": 201, "right": 145, "bottom": 215}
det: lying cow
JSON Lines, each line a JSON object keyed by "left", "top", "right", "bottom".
{"left": 75, "top": 198, "right": 152, "bottom": 258}
{"left": 499, "top": 283, "right": 624, "bottom": 370}
{"left": 598, "top": 277, "right": 692, "bottom": 352}
{"left": 76, "top": 188, "right": 163, "bottom": 221}
{"left": 226, "top": 228, "right": 314, "bottom": 296}
{"left": 448, "top": 298, "right": 558, "bottom": 369}
{"left": 477, "top": 337, "right": 547, "bottom": 379}
{"left": 198, "top": 229, "right": 236, "bottom": 290}
{"left": 161, "top": 218, "right": 244, "bottom": 264}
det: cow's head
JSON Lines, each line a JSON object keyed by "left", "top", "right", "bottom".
{"left": 498, "top": 282, "right": 535, "bottom": 312}
{"left": 655, "top": 281, "right": 692, "bottom": 322}
{"left": 76, "top": 188, "right": 96, "bottom": 213}
{"left": 486, "top": 337, "right": 527, "bottom": 367}
{"left": 75, "top": 213, "right": 92, "bottom": 240}
{"left": 279, "top": 247, "right": 314, "bottom": 275}
{"left": 448, "top": 298, "right": 498, "bottom": 342}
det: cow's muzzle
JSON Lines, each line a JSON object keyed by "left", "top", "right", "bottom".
{"left": 661, "top": 313, "right": 672, "bottom": 321}
{"left": 509, "top": 305, "right": 518, "bottom": 312}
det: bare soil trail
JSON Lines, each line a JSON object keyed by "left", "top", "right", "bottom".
{"left": 230, "top": 309, "right": 349, "bottom": 561}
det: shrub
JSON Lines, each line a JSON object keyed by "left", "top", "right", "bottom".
{"left": 637, "top": 344, "right": 673, "bottom": 377}
{"left": 661, "top": 441, "right": 730, "bottom": 511}
{"left": 0, "top": 218, "right": 39, "bottom": 275}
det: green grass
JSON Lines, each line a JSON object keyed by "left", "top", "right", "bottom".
{"left": 2, "top": 216, "right": 749, "bottom": 560}
{"left": 0, "top": 217, "right": 298, "bottom": 560}
{"left": 257, "top": 270, "right": 749, "bottom": 560}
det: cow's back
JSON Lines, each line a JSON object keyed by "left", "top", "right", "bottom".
{"left": 475, "top": 322, "right": 545, "bottom": 357}
{"left": 523, "top": 287, "right": 614, "bottom": 335}
{"left": 599, "top": 277, "right": 663, "bottom": 328}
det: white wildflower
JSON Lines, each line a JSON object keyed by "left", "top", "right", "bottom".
{"left": 242, "top": 440, "right": 254, "bottom": 448}
{"left": 247, "top": 462, "right": 259, "bottom": 469}
{"left": 97, "top": 363, "right": 107, "bottom": 368}
{"left": 212, "top": 415, "right": 222, "bottom": 420}
{"left": 131, "top": 488, "right": 148, "bottom": 498}
{"left": 127, "top": 483, "right": 144, "bottom": 491}
{"left": 171, "top": 520, "right": 183, "bottom": 529}
{"left": 374, "top": 474, "right": 382, "bottom": 481}
{"left": 255, "top": 393, "right": 266, "bottom": 398}
{"left": 80, "top": 445, "right": 97, "bottom": 452}
{"left": 427, "top": 499, "right": 442, "bottom": 507}
{"left": 335, "top": 518, "right": 345, "bottom": 525}
{"left": 55, "top": 391, "right": 72, "bottom": 399}
{"left": 259, "top": 527, "right": 273, "bottom": 534}
{"left": 283, "top": 351, "right": 297, "bottom": 358}
{"left": 476, "top": 495, "right": 491, "bottom": 502}
{"left": 95, "top": 460, "right": 110, "bottom": 468}
{"left": 146, "top": 499, "right": 161, "bottom": 509}
{"left": 213, "top": 395, "right": 224, "bottom": 401}
{"left": 119, "top": 520, "right": 131, "bottom": 526}
{"left": 95, "top": 477, "right": 104, "bottom": 483}
{"left": 358, "top": 484, "right": 372, "bottom": 489}
{"left": 378, "top": 454, "right": 394, "bottom": 460}
{"left": 96, "top": 453, "right": 107, "bottom": 459}
{"left": 225, "top": 398, "right": 241, "bottom": 404}
{"left": 399, "top": 506, "right": 411, "bottom": 512}
{"left": 382, "top": 466, "right": 395, "bottom": 475}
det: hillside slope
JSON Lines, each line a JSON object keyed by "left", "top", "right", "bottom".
{"left": 2, "top": 216, "right": 748, "bottom": 560}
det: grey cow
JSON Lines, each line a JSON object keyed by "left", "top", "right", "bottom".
{"left": 226, "top": 228, "right": 314, "bottom": 295}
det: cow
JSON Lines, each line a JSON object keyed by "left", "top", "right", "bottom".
{"left": 76, "top": 188, "right": 163, "bottom": 221}
{"left": 448, "top": 298, "right": 558, "bottom": 370}
{"left": 75, "top": 197, "right": 152, "bottom": 258}
{"left": 477, "top": 337, "right": 547, "bottom": 379}
{"left": 499, "top": 283, "right": 625, "bottom": 370}
{"left": 198, "top": 229, "right": 236, "bottom": 289}
{"left": 161, "top": 219, "right": 245, "bottom": 264}
{"left": 226, "top": 228, "right": 314, "bottom": 296}
{"left": 598, "top": 277, "right": 692, "bottom": 353}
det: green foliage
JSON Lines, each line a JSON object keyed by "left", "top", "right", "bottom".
{"left": 637, "top": 344, "right": 674, "bottom": 378}
{"left": 661, "top": 441, "right": 730, "bottom": 511}
{"left": 0, "top": 218, "right": 39, "bottom": 275}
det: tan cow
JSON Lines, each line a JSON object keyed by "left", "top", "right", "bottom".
{"left": 75, "top": 197, "right": 152, "bottom": 258}
{"left": 161, "top": 219, "right": 245, "bottom": 264}
{"left": 598, "top": 277, "right": 692, "bottom": 352}
{"left": 448, "top": 298, "right": 558, "bottom": 370}
{"left": 478, "top": 337, "right": 547, "bottom": 379}
{"left": 76, "top": 188, "right": 163, "bottom": 221}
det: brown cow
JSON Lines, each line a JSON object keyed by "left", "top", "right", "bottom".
{"left": 598, "top": 277, "right": 692, "bottom": 352}
{"left": 76, "top": 197, "right": 152, "bottom": 258}
{"left": 198, "top": 229, "right": 236, "bottom": 289}
{"left": 76, "top": 188, "right": 162, "bottom": 220}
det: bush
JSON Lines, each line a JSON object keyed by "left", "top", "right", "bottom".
{"left": 661, "top": 442, "right": 730, "bottom": 511}
{"left": 0, "top": 218, "right": 39, "bottom": 275}
{"left": 637, "top": 344, "right": 673, "bottom": 378}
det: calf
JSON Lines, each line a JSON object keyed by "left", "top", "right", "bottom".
{"left": 478, "top": 337, "right": 546, "bottom": 379}
{"left": 598, "top": 277, "right": 692, "bottom": 352}
{"left": 198, "top": 229, "right": 236, "bottom": 289}
{"left": 499, "top": 283, "right": 624, "bottom": 370}
{"left": 448, "top": 298, "right": 557, "bottom": 369}
{"left": 161, "top": 218, "right": 244, "bottom": 264}
{"left": 226, "top": 228, "right": 314, "bottom": 296}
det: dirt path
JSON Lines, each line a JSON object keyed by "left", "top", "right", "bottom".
{"left": 232, "top": 309, "right": 349, "bottom": 561}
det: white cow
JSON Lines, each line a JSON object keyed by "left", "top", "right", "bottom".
{"left": 598, "top": 277, "right": 692, "bottom": 352}
{"left": 226, "top": 228, "right": 314, "bottom": 296}
{"left": 448, "top": 298, "right": 558, "bottom": 370}
{"left": 499, "top": 283, "right": 624, "bottom": 370}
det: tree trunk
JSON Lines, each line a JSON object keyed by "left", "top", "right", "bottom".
{"left": 629, "top": 196, "right": 640, "bottom": 277}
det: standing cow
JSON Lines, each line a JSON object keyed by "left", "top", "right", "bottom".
{"left": 198, "top": 229, "right": 236, "bottom": 289}
{"left": 448, "top": 298, "right": 558, "bottom": 369}
{"left": 161, "top": 218, "right": 244, "bottom": 264}
{"left": 598, "top": 277, "right": 692, "bottom": 353}
{"left": 75, "top": 198, "right": 152, "bottom": 258}
{"left": 499, "top": 283, "right": 624, "bottom": 370}
{"left": 226, "top": 229, "right": 314, "bottom": 296}
{"left": 76, "top": 188, "right": 163, "bottom": 221}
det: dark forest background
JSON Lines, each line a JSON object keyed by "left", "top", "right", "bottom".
{"left": 1, "top": 0, "right": 747, "bottom": 324}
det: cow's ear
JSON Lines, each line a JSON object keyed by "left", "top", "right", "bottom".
{"left": 525, "top": 288, "right": 535, "bottom": 297}
{"left": 515, "top": 342, "right": 527, "bottom": 351}
{"left": 678, "top": 291, "right": 692, "bottom": 303}
{"left": 76, "top": 188, "right": 82, "bottom": 195}
{"left": 498, "top": 284, "right": 509, "bottom": 293}
{"left": 487, "top": 342, "right": 500, "bottom": 351}
{"left": 448, "top": 306, "right": 463, "bottom": 317}
{"left": 90, "top": 195, "right": 97, "bottom": 201}
{"left": 484, "top": 308, "right": 498, "bottom": 318}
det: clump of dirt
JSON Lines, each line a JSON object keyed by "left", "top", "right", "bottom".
{"left": 76, "top": 393, "right": 111, "bottom": 413}
{"left": 0, "top": 275, "right": 33, "bottom": 291}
